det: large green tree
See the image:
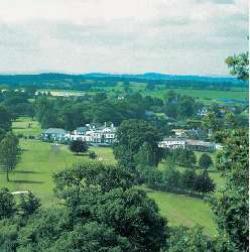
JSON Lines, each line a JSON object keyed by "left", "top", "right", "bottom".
{"left": 0, "top": 133, "right": 20, "bottom": 182}
{"left": 113, "top": 119, "right": 162, "bottom": 170}
{"left": 0, "top": 106, "right": 12, "bottom": 131}
{"left": 212, "top": 129, "right": 248, "bottom": 251}
{"left": 199, "top": 153, "right": 213, "bottom": 169}
{"left": 54, "top": 163, "right": 168, "bottom": 252}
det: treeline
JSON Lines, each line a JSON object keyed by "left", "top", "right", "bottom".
{"left": 144, "top": 167, "right": 215, "bottom": 195}
{"left": 0, "top": 89, "right": 35, "bottom": 119}
{"left": 34, "top": 91, "right": 203, "bottom": 132}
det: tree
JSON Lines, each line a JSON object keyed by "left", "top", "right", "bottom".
{"left": 182, "top": 169, "right": 196, "bottom": 190}
{"left": 170, "top": 149, "right": 196, "bottom": 168}
{"left": 18, "top": 192, "right": 41, "bottom": 216}
{"left": 53, "top": 163, "right": 168, "bottom": 251}
{"left": 202, "top": 111, "right": 221, "bottom": 133}
{"left": 0, "top": 133, "right": 20, "bottom": 182}
{"left": 69, "top": 140, "right": 88, "bottom": 155}
{"left": 225, "top": 52, "right": 249, "bottom": 81}
{"left": 162, "top": 167, "right": 182, "bottom": 191}
{"left": 166, "top": 226, "right": 214, "bottom": 252}
{"left": 113, "top": 119, "right": 162, "bottom": 170}
{"left": 51, "top": 222, "right": 132, "bottom": 251}
{"left": 212, "top": 129, "right": 248, "bottom": 251}
{"left": 0, "top": 188, "right": 16, "bottom": 219}
{"left": 198, "top": 153, "right": 213, "bottom": 169}
{"left": 194, "top": 170, "right": 215, "bottom": 193}
{"left": 135, "top": 142, "right": 163, "bottom": 167}
{"left": 0, "top": 106, "right": 12, "bottom": 131}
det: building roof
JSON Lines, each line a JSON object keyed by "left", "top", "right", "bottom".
{"left": 162, "top": 138, "right": 186, "bottom": 142}
{"left": 186, "top": 139, "right": 214, "bottom": 147}
{"left": 43, "top": 128, "right": 66, "bottom": 134}
{"left": 76, "top": 127, "right": 88, "bottom": 132}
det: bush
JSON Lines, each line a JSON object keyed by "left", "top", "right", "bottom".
{"left": 162, "top": 167, "right": 182, "bottom": 191}
{"left": 88, "top": 151, "right": 97, "bottom": 159}
{"left": 194, "top": 171, "right": 215, "bottom": 193}
{"left": 182, "top": 169, "right": 196, "bottom": 191}
{"left": 18, "top": 192, "right": 41, "bottom": 216}
{"left": 69, "top": 140, "right": 88, "bottom": 155}
{"left": 0, "top": 188, "right": 16, "bottom": 219}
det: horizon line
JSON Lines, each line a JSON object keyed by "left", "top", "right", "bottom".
{"left": 0, "top": 71, "right": 233, "bottom": 78}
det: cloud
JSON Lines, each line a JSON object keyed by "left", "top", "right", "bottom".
{"left": 0, "top": 0, "right": 248, "bottom": 75}
{"left": 196, "top": 0, "right": 235, "bottom": 4}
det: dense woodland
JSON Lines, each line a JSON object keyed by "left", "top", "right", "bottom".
{"left": 0, "top": 52, "right": 248, "bottom": 251}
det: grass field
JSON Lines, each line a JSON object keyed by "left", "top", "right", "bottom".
{"left": 147, "top": 189, "right": 217, "bottom": 236}
{"left": 149, "top": 88, "right": 248, "bottom": 102}
{"left": 0, "top": 139, "right": 115, "bottom": 207}
{"left": 38, "top": 85, "right": 248, "bottom": 105}
{"left": 12, "top": 117, "right": 42, "bottom": 136}
{"left": 2, "top": 117, "right": 220, "bottom": 235}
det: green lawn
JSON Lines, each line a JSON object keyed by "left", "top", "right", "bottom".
{"left": 12, "top": 117, "right": 42, "bottom": 136}
{"left": 0, "top": 139, "right": 116, "bottom": 207}
{"left": 147, "top": 189, "right": 217, "bottom": 236}
{"left": 149, "top": 88, "right": 248, "bottom": 102}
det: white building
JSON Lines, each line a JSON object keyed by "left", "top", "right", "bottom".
{"left": 158, "top": 138, "right": 186, "bottom": 149}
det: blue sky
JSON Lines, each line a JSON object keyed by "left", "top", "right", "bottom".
{"left": 0, "top": 0, "right": 248, "bottom": 75}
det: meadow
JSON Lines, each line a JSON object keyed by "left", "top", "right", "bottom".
{"left": 0, "top": 117, "right": 222, "bottom": 236}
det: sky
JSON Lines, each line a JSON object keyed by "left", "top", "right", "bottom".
{"left": 0, "top": 0, "right": 248, "bottom": 75}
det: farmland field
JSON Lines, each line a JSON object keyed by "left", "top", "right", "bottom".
{"left": 0, "top": 117, "right": 222, "bottom": 235}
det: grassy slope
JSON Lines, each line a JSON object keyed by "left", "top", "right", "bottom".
{"left": 147, "top": 190, "right": 217, "bottom": 236}
{"left": 0, "top": 117, "right": 220, "bottom": 235}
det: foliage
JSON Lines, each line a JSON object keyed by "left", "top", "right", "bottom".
{"left": 211, "top": 129, "right": 249, "bottom": 251}
{"left": 199, "top": 153, "right": 213, "bottom": 169}
{"left": 225, "top": 52, "right": 249, "bottom": 81}
{"left": 193, "top": 170, "right": 215, "bottom": 193}
{"left": 69, "top": 140, "right": 88, "bottom": 154}
{"left": 164, "top": 91, "right": 202, "bottom": 119}
{"left": 113, "top": 119, "right": 162, "bottom": 170}
{"left": 0, "top": 188, "right": 16, "bottom": 220}
{"left": 53, "top": 163, "right": 168, "bottom": 251}
{"left": 145, "top": 166, "right": 215, "bottom": 195}
{"left": 0, "top": 105, "right": 12, "bottom": 131}
{"left": 168, "top": 149, "right": 196, "bottom": 168}
{"left": 18, "top": 192, "right": 41, "bottom": 216}
{"left": 49, "top": 222, "right": 132, "bottom": 252}
{"left": 166, "top": 226, "right": 214, "bottom": 252}
{"left": 88, "top": 151, "right": 97, "bottom": 159}
{"left": 0, "top": 132, "right": 20, "bottom": 181}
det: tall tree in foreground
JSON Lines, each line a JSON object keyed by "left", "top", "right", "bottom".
{"left": 0, "top": 133, "right": 20, "bottom": 182}
{"left": 212, "top": 129, "right": 248, "bottom": 251}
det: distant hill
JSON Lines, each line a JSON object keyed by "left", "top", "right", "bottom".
{"left": 0, "top": 72, "right": 245, "bottom": 90}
